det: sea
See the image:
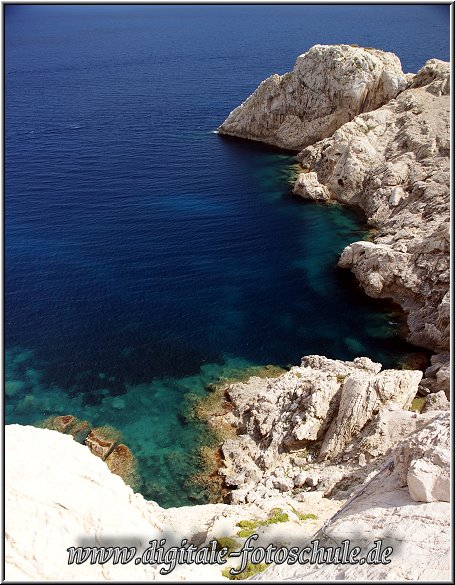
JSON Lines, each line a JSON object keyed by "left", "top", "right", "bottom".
{"left": 5, "top": 4, "right": 450, "bottom": 507}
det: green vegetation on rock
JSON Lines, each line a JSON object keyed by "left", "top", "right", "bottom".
{"left": 291, "top": 505, "right": 318, "bottom": 521}
{"left": 410, "top": 397, "right": 426, "bottom": 413}
{"left": 236, "top": 508, "right": 289, "bottom": 537}
{"left": 215, "top": 537, "right": 240, "bottom": 553}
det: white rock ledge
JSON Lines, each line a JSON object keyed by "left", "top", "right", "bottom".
{"left": 6, "top": 416, "right": 451, "bottom": 582}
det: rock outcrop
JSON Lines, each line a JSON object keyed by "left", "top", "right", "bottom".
{"left": 218, "top": 44, "right": 407, "bottom": 150}
{"left": 219, "top": 48, "right": 450, "bottom": 579}
{"left": 212, "top": 355, "right": 436, "bottom": 506}
{"left": 294, "top": 59, "right": 449, "bottom": 377}
{"left": 254, "top": 414, "right": 451, "bottom": 581}
{"left": 6, "top": 425, "right": 167, "bottom": 581}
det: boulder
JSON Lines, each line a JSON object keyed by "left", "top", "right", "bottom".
{"left": 105, "top": 444, "right": 142, "bottom": 492}
{"left": 293, "top": 171, "right": 330, "bottom": 200}
{"left": 36, "top": 415, "right": 91, "bottom": 443}
{"left": 394, "top": 412, "right": 450, "bottom": 502}
{"left": 422, "top": 390, "right": 450, "bottom": 412}
{"left": 84, "top": 426, "right": 122, "bottom": 460}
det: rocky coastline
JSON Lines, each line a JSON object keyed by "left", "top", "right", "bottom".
{"left": 5, "top": 45, "right": 450, "bottom": 581}
{"left": 219, "top": 44, "right": 449, "bottom": 394}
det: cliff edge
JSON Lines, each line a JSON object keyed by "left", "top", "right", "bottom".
{"left": 218, "top": 44, "right": 407, "bottom": 150}
{"left": 219, "top": 46, "right": 450, "bottom": 396}
{"left": 6, "top": 411, "right": 450, "bottom": 581}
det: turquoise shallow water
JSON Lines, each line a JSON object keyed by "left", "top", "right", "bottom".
{"left": 4, "top": 152, "right": 419, "bottom": 507}
{"left": 5, "top": 5, "right": 447, "bottom": 506}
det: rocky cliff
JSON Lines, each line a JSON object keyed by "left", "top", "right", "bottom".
{"left": 219, "top": 45, "right": 450, "bottom": 396}
{"left": 210, "top": 355, "right": 448, "bottom": 506}
{"left": 295, "top": 59, "right": 450, "bottom": 391}
{"left": 218, "top": 45, "right": 407, "bottom": 150}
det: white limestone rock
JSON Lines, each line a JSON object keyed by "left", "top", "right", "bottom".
{"left": 407, "top": 453, "right": 450, "bottom": 503}
{"left": 254, "top": 447, "right": 451, "bottom": 581}
{"left": 422, "top": 352, "right": 450, "bottom": 395}
{"left": 5, "top": 425, "right": 227, "bottom": 581}
{"left": 319, "top": 368, "right": 422, "bottom": 460}
{"left": 218, "top": 44, "right": 407, "bottom": 150}
{"left": 218, "top": 355, "right": 423, "bottom": 503}
{"left": 297, "top": 58, "right": 450, "bottom": 361}
{"left": 394, "top": 412, "right": 450, "bottom": 503}
{"left": 348, "top": 406, "right": 441, "bottom": 461}
{"left": 422, "top": 390, "right": 450, "bottom": 412}
{"left": 7, "top": 424, "right": 349, "bottom": 581}
{"left": 293, "top": 171, "right": 330, "bottom": 200}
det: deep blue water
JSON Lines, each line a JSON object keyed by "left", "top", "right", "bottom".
{"left": 5, "top": 5, "right": 450, "bottom": 506}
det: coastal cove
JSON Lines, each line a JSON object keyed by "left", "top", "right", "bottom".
{"left": 5, "top": 5, "right": 449, "bottom": 508}
{"left": 5, "top": 141, "right": 422, "bottom": 507}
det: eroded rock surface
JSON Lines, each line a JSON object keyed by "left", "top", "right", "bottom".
{"left": 254, "top": 416, "right": 451, "bottom": 580}
{"left": 394, "top": 412, "right": 450, "bottom": 503}
{"left": 214, "top": 356, "right": 432, "bottom": 506}
{"left": 295, "top": 59, "right": 449, "bottom": 366}
{"left": 218, "top": 44, "right": 407, "bottom": 150}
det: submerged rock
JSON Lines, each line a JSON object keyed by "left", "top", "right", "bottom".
{"left": 84, "top": 425, "right": 123, "bottom": 460}
{"left": 37, "top": 415, "right": 91, "bottom": 443}
{"left": 35, "top": 416, "right": 140, "bottom": 491}
{"left": 105, "top": 444, "right": 141, "bottom": 492}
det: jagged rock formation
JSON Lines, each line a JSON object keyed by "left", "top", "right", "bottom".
{"left": 213, "top": 355, "right": 441, "bottom": 506}
{"left": 218, "top": 44, "right": 407, "bottom": 150}
{"left": 293, "top": 59, "right": 450, "bottom": 388}
{"left": 254, "top": 414, "right": 450, "bottom": 581}
{"left": 220, "top": 47, "right": 449, "bottom": 396}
